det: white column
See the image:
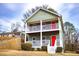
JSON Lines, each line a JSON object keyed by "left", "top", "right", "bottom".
{"left": 24, "top": 33, "right": 26, "bottom": 43}
{"left": 58, "top": 17, "right": 63, "bottom": 47}
{"left": 40, "top": 20, "right": 42, "bottom": 47}
{"left": 24, "top": 23, "right": 27, "bottom": 43}
{"left": 20, "top": 32, "right": 21, "bottom": 37}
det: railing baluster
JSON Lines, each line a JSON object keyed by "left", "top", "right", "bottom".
{"left": 27, "top": 23, "right": 58, "bottom": 32}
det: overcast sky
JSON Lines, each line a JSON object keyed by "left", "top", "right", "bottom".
{"left": 0, "top": 2, "right": 79, "bottom": 32}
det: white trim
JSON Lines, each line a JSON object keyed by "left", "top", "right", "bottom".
{"left": 41, "top": 8, "right": 59, "bottom": 16}
{"left": 25, "top": 8, "right": 40, "bottom": 23}
{"left": 24, "top": 33, "right": 26, "bottom": 43}
{"left": 40, "top": 20, "right": 42, "bottom": 47}
{"left": 26, "top": 29, "right": 59, "bottom": 33}
{"left": 58, "top": 17, "right": 63, "bottom": 47}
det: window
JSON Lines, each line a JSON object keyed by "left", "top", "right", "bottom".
{"left": 43, "top": 36, "right": 46, "bottom": 40}
{"left": 42, "top": 36, "right": 46, "bottom": 43}
{"left": 32, "top": 37, "right": 36, "bottom": 43}
{"left": 26, "top": 37, "right": 28, "bottom": 41}
{"left": 33, "top": 37, "right": 36, "bottom": 40}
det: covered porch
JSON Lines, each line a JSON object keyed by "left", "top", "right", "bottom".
{"left": 26, "top": 31, "right": 60, "bottom": 48}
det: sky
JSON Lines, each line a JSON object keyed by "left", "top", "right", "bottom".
{"left": 0, "top": 2, "right": 79, "bottom": 32}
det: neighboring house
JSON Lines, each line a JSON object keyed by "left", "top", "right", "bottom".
{"left": 24, "top": 8, "right": 64, "bottom": 53}
{"left": 0, "top": 32, "right": 21, "bottom": 37}
{"left": 0, "top": 31, "right": 26, "bottom": 43}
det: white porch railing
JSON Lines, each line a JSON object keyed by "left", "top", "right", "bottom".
{"left": 42, "top": 23, "right": 58, "bottom": 30}
{"left": 28, "top": 25, "right": 40, "bottom": 32}
{"left": 28, "top": 40, "right": 50, "bottom": 46}
{"left": 32, "top": 40, "right": 40, "bottom": 46}
{"left": 42, "top": 40, "right": 50, "bottom": 46}
{"left": 27, "top": 23, "right": 59, "bottom": 32}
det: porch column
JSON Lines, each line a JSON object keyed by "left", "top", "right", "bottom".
{"left": 24, "top": 33, "right": 26, "bottom": 43}
{"left": 40, "top": 20, "right": 42, "bottom": 47}
{"left": 58, "top": 17, "right": 63, "bottom": 48}
{"left": 24, "top": 23, "right": 27, "bottom": 43}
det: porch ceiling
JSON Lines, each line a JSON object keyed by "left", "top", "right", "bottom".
{"left": 27, "top": 18, "right": 58, "bottom": 25}
{"left": 27, "top": 30, "right": 59, "bottom": 35}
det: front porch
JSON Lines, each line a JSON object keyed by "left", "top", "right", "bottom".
{"left": 26, "top": 31, "right": 60, "bottom": 48}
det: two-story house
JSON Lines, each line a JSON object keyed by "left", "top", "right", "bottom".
{"left": 24, "top": 8, "right": 64, "bottom": 53}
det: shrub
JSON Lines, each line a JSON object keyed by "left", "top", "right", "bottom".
{"left": 65, "top": 44, "right": 75, "bottom": 51}
{"left": 37, "top": 48, "right": 41, "bottom": 51}
{"left": 41, "top": 46, "right": 47, "bottom": 51}
{"left": 56, "top": 47, "right": 62, "bottom": 53}
{"left": 65, "top": 44, "right": 69, "bottom": 51}
{"left": 76, "top": 50, "right": 79, "bottom": 53}
{"left": 21, "top": 42, "right": 32, "bottom": 51}
{"left": 76, "top": 48, "right": 79, "bottom": 53}
{"left": 31, "top": 48, "right": 35, "bottom": 51}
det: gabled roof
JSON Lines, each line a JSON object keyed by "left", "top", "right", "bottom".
{"left": 24, "top": 8, "right": 60, "bottom": 23}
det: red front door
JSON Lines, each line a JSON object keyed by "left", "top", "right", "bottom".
{"left": 51, "top": 36, "right": 56, "bottom": 46}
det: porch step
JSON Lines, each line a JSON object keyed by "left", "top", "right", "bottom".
{"left": 47, "top": 46, "right": 56, "bottom": 54}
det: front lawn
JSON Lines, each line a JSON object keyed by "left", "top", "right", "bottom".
{"left": 0, "top": 50, "right": 79, "bottom": 56}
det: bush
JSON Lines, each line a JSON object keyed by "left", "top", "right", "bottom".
{"left": 65, "top": 44, "right": 69, "bottom": 51}
{"left": 69, "top": 44, "right": 75, "bottom": 51}
{"left": 21, "top": 42, "right": 32, "bottom": 51}
{"left": 76, "top": 48, "right": 79, "bottom": 53}
{"left": 31, "top": 48, "right": 35, "bottom": 51}
{"left": 56, "top": 47, "right": 62, "bottom": 53}
{"left": 37, "top": 48, "right": 41, "bottom": 51}
{"left": 41, "top": 46, "right": 47, "bottom": 51}
{"left": 76, "top": 50, "right": 79, "bottom": 53}
{"left": 65, "top": 44, "right": 76, "bottom": 51}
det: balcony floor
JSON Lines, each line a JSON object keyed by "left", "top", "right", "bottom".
{"left": 26, "top": 29, "right": 59, "bottom": 34}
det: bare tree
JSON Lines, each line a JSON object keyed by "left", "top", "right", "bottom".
{"left": 64, "top": 22, "right": 76, "bottom": 51}
{"left": 11, "top": 23, "right": 16, "bottom": 32}
{"left": 11, "top": 22, "right": 21, "bottom": 32}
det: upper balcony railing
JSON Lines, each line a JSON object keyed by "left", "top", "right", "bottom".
{"left": 42, "top": 23, "right": 59, "bottom": 30}
{"left": 28, "top": 25, "right": 40, "bottom": 32}
{"left": 27, "top": 23, "right": 59, "bottom": 32}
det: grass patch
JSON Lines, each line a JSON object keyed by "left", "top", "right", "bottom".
{"left": 0, "top": 50, "right": 79, "bottom": 56}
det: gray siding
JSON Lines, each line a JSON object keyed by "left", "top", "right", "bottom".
{"left": 27, "top": 10, "right": 57, "bottom": 23}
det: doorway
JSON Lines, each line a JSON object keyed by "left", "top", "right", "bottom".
{"left": 51, "top": 36, "right": 56, "bottom": 46}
